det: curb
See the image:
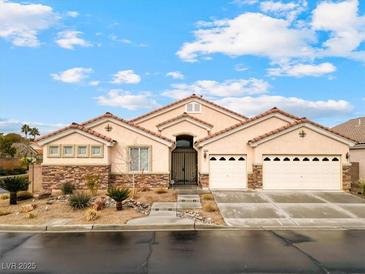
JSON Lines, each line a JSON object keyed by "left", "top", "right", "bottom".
{"left": 0, "top": 225, "right": 47, "bottom": 231}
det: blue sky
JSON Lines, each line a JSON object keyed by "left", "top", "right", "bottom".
{"left": 0, "top": 0, "right": 364, "bottom": 134}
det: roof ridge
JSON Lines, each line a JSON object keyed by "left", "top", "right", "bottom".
{"left": 156, "top": 112, "right": 214, "bottom": 128}
{"left": 129, "top": 94, "right": 247, "bottom": 123}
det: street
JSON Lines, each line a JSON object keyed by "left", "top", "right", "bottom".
{"left": 0, "top": 230, "right": 364, "bottom": 274}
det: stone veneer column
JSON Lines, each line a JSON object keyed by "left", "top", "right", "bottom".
{"left": 42, "top": 165, "right": 110, "bottom": 191}
{"left": 109, "top": 173, "right": 170, "bottom": 189}
{"left": 247, "top": 164, "right": 263, "bottom": 190}
{"left": 199, "top": 173, "right": 209, "bottom": 188}
{"left": 342, "top": 164, "right": 352, "bottom": 192}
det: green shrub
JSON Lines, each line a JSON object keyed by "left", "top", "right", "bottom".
{"left": 86, "top": 175, "right": 100, "bottom": 196}
{"left": 203, "top": 203, "right": 217, "bottom": 212}
{"left": 61, "top": 182, "right": 75, "bottom": 195}
{"left": 107, "top": 187, "right": 130, "bottom": 210}
{"left": 17, "top": 191, "right": 33, "bottom": 201}
{"left": 69, "top": 192, "right": 91, "bottom": 209}
{"left": 358, "top": 179, "right": 365, "bottom": 194}
{"left": 0, "top": 176, "right": 29, "bottom": 205}
{"left": 201, "top": 194, "right": 214, "bottom": 201}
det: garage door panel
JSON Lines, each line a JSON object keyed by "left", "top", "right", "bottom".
{"left": 209, "top": 155, "right": 247, "bottom": 189}
{"left": 263, "top": 155, "right": 341, "bottom": 190}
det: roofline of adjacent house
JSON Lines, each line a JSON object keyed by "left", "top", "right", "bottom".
{"left": 129, "top": 94, "right": 248, "bottom": 123}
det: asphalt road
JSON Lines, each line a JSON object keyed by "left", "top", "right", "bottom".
{"left": 0, "top": 230, "right": 364, "bottom": 274}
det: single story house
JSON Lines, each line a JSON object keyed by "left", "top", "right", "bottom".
{"left": 333, "top": 117, "right": 365, "bottom": 181}
{"left": 36, "top": 94, "right": 356, "bottom": 191}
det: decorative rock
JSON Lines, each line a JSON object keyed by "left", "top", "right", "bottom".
{"left": 92, "top": 197, "right": 106, "bottom": 211}
{"left": 37, "top": 191, "right": 52, "bottom": 200}
{"left": 20, "top": 204, "right": 37, "bottom": 213}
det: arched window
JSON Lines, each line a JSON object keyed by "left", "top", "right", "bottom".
{"left": 229, "top": 157, "right": 235, "bottom": 161}
{"left": 313, "top": 157, "right": 319, "bottom": 161}
{"left": 303, "top": 157, "right": 310, "bottom": 161}
{"left": 264, "top": 157, "right": 271, "bottom": 161}
{"left": 322, "top": 157, "right": 329, "bottom": 161}
{"left": 219, "top": 157, "right": 226, "bottom": 161}
{"left": 332, "top": 157, "right": 339, "bottom": 161}
{"left": 283, "top": 157, "right": 290, "bottom": 161}
{"left": 274, "top": 157, "right": 281, "bottom": 161}
{"left": 210, "top": 157, "right": 216, "bottom": 161}
{"left": 293, "top": 157, "right": 300, "bottom": 161}
{"left": 238, "top": 157, "right": 245, "bottom": 161}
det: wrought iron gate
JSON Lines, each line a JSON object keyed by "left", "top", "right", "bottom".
{"left": 171, "top": 148, "right": 197, "bottom": 185}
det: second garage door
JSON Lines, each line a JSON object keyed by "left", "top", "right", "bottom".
{"left": 209, "top": 155, "right": 247, "bottom": 189}
{"left": 263, "top": 155, "right": 341, "bottom": 190}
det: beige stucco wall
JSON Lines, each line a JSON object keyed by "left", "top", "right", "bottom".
{"left": 160, "top": 120, "right": 209, "bottom": 140}
{"left": 135, "top": 100, "right": 243, "bottom": 133}
{"left": 253, "top": 126, "right": 350, "bottom": 164}
{"left": 199, "top": 116, "right": 289, "bottom": 173}
{"left": 350, "top": 148, "right": 365, "bottom": 179}
{"left": 42, "top": 132, "right": 109, "bottom": 165}
{"left": 91, "top": 121, "right": 170, "bottom": 174}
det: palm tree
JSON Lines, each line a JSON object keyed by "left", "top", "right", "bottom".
{"left": 21, "top": 124, "right": 31, "bottom": 139}
{"left": 29, "top": 128, "right": 40, "bottom": 141}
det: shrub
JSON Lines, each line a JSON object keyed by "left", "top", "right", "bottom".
{"left": 358, "top": 179, "right": 365, "bottom": 194}
{"left": 86, "top": 175, "right": 100, "bottom": 196}
{"left": 139, "top": 186, "right": 151, "bottom": 192}
{"left": 107, "top": 187, "right": 130, "bottom": 211}
{"left": 155, "top": 188, "right": 168, "bottom": 194}
{"left": 85, "top": 208, "right": 99, "bottom": 221}
{"left": 61, "top": 182, "right": 75, "bottom": 195}
{"left": 0, "top": 209, "right": 10, "bottom": 216}
{"left": 203, "top": 203, "right": 217, "bottom": 212}
{"left": 201, "top": 194, "right": 214, "bottom": 201}
{"left": 17, "top": 191, "right": 33, "bottom": 201}
{"left": 25, "top": 212, "right": 37, "bottom": 219}
{"left": 69, "top": 192, "right": 91, "bottom": 209}
{"left": 0, "top": 194, "right": 9, "bottom": 200}
{"left": 0, "top": 176, "right": 29, "bottom": 205}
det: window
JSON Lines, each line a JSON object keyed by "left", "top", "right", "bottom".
{"left": 62, "top": 145, "right": 74, "bottom": 157}
{"left": 48, "top": 145, "right": 60, "bottom": 157}
{"left": 129, "top": 147, "right": 150, "bottom": 172}
{"left": 186, "top": 102, "right": 201, "bottom": 113}
{"left": 90, "top": 145, "right": 103, "bottom": 157}
{"left": 77, "top": 145, "right": 88, "bottom": 157}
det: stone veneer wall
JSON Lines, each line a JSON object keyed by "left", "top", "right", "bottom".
{"left": 199, "top": 173, "right": 209, "bottom": 188}
{"left": 110, "top": 173, "right": 170, "bottom": 189}
{"left": 342, "top": 164, "right": 352, "bottom": 192}
{"left": 42, "top": 165, "right": 110, "bottom": 191}
{"left": 248, "top": 164, "right": 263, "bottom": 190}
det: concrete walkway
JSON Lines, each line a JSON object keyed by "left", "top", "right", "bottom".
{"left": 127, "top": 194, "right": 202, "bottom": 225}
{"left": 214, "top": 191, "right": 365, "bottom": 228}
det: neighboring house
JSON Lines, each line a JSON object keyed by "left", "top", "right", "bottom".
{"left": 333, "top": 117, "right": 365, "bottom": 181}
{"left": 36, "top": 94, "right": 356, "bottom": 191}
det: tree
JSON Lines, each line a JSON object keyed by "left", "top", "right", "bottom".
{"left": 21, "top": 124, "right": 31, "bottom": 139}
{"left": 29, "top": 128, "right": 40, "bottom": 141}
{"left": 0, "top": 176, "right": 29, "bottom": 205}
{"left": 0, "top": 136, "right": 16, "bottom": 158}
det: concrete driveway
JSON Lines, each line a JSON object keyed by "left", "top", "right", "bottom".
{"left": 213, "top": 191, "right": 365, "bottom": 228}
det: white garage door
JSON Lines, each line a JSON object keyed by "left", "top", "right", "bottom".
{"left": 263, "top": 155, "right": 341, "bottom": 190}
{"left": 209, "top": 155, "right": 247, "bottom": 189}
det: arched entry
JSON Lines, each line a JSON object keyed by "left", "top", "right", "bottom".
{"left": 171, "top": 135, "right": 197, "bottom": 185}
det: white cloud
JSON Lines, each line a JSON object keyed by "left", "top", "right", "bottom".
{"left": 96, "top": 90, "right": 158, "bottom": 110}
{"left": 166, "top": 71, "right": 184, "bottom": 80}
{"left": 67, "top": 11, "right": 79, "bottom": 18}
{"left": 260, "top": 0, "right": 307, "bottom": 22}
{"left": 51, "top": 67, "right": 93, "bottom": 83}
{"left": 214, "top": 95, "right": 353, "bottom": 119}
{"left": 89, "top": 80, "right": 100, "bottom": 86}
{"left": 0, "top": 0, "right": 58, "bottom": 47}
{"left": 0, "top": 118, "right": 66, "bottom": 134}
{"left": 55, "top": 31, "right": 91, "bottom": 50}
{"left": 162, "top": 78, "right": 269, "bottom": 99}
{"left": 268, "top": 62, "right": 336, "bottom": 77}
{"left": 111, "top": 70, "right": 141, "bottom": 84}
{"left": 177, "top": 13, "right": 314, "bottom": 63}
{"left": 312, "top": 0, "right": 365, "bottom": 59}
{"left": 234, "top": 64, "right": 248, "bottom": 72}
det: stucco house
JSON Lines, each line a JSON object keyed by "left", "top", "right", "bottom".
{"left": 333, "top": 117, "right": 365, "bottom": 181}
{"left": 36, "top": 94, "right": 356, "bottom": 191}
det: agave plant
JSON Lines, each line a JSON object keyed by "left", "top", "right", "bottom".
{"left": 107, "top": 187, "right": 130, "bottom": 211}
{"left": 0, "top": 176, "right": 29, "bottom": 205}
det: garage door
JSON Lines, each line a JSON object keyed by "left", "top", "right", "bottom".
{"left": 263, "top": 155, "right": 341, "bottom": 190}
{"left": 209, "top": 155, "right": 247, "bottom": 189}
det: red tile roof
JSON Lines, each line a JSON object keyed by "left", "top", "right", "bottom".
{"left": 196, "top": 107, "right": 301, "bottom": 144}
{"left": 248, "top": 118, "right": 357, "bottom": 145}
{"left": 332, "top": 117, "right": 365, "bottom": 144}
{"left": 36, "top": 123, "right": 116, "bottom": 143}
{"left": 129, "top": 94, "right": 247, "bottom": 123}
{"left": 156, "top": 112, "right": 214, "bottom": 128}
{"left": 80, "top": 112, "right": 174, "bottom": 143}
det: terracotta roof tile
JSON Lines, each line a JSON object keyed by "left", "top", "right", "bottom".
{"left": 332, "top": 117, "right": 365, "bottom": 144}
{"left": 156, "top": 112, "right": 214, "bottom": 128}
{"left": 196, "top": 107, "right": 301, "bottom": 144}
{"left": 248, "top": 118, "right": 357, "bottom": 145}
{"left": 36, "top": 123, "right": 116, "bottom": 143}
{"left": 129, "top": 94, "right": 247, "bottom": 123}
{"left": 80, "top": 112, "right": 174, "bottom": 143}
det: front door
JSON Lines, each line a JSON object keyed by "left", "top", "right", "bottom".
{"left": 171, "top": 148, "right": 197, "bottom": 185}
